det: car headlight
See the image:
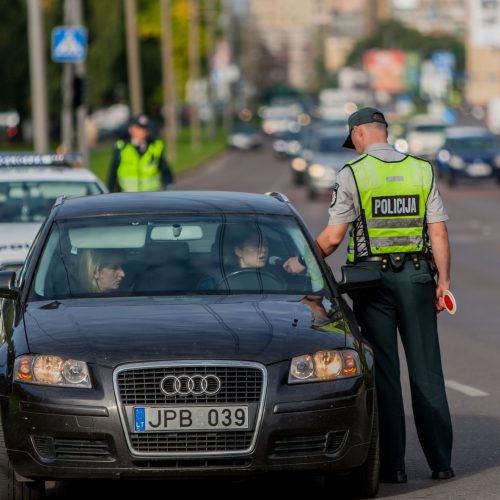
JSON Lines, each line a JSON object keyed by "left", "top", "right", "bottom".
{"left": 309, "top": 163, "right": 326, "bottom": 178}
{"left": 494, "top": 155, "right": 500, "bottom": 168}
{"left": 14, "top": 355, "right": 91, "bottom": 388}
{"left": 437, "top": 149, "right": 450, "bottom": 163}
{"left": 291, "top": 157, "right": 307, "bottom": 171}
{"left": 289, "top": 349, "right": 359, "bottom": 384}
{"left": 273, "top": 140, "right": 287, "bottom": 152}
{"left": 449, "top": 155, "right": 465, "bottom": 169}
{"left": 394, "top": 138, "right": 408, "bottom": 153}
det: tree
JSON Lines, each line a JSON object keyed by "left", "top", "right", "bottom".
{"left": 346, "top": 19, "right": 465, "bottom": 74}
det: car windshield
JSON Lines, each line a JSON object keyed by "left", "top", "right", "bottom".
{"left": 30, "top": 214, "right": 327, "bottom": 299}
{"left": 0, "top": 181, "right": 103, "bottom": 223}
{"left": 317, "top": 137, "right": 345, "bottom": 153}
{"left": 445, "top": 136, "right": 500, "bottom": 151}
{"left": 410, "top": 124, "right": 446, "bottom": 133}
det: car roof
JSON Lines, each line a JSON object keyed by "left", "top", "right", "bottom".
{"left": 53, "top": 191, "right": 295, "bottom": 219}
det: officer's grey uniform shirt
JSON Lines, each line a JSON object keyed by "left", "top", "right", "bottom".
{"left": 328, "top": 143, "right": 448, "bottom": 226}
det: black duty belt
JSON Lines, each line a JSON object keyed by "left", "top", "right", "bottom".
{"left": 355, "top": 253, "right": 427, "bottom": 272}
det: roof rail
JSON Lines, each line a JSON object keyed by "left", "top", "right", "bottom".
{"left": 265, "top": 191, "right": 290, "bottom": 203}
{"left": 54, "top": 195, "right": 66, "bottom": 207}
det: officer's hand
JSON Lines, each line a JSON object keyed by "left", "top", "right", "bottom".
{"left": 435, "top": 281, "right": 450, "bottom": 313}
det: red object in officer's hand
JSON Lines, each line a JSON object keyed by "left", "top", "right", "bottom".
{"left": 442, "top": 290, "right": 457, "bottom": 315}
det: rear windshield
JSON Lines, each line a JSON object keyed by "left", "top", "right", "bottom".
{"left": 30, "top": 214, "right": 326, "bottom": 299}
{"left": 0, "top": 181, "right": 103, "bottom": 223}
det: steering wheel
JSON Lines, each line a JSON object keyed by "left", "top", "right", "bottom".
{"left": 216, "top": 268, "right": 285, "bottom": 290}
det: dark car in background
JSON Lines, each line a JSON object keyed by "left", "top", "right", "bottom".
{"left": 435, "top": 127, "right": 500, "bottom": 186}
{"left": 0, "top": 191, "right": 380, "bottom": 499}
{"left": 272, "top": 128, "right": 303, "bottom": 160}
{"left": 226, "top": 123, "right": 263, "bottom": 150}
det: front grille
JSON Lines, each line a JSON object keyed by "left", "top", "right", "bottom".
{"left": 132, "top": 458, "right": 252, "bottom": 469}
{"left": 130, "top": 431, "right": 254, "bottom": 453}
{"left": 117, "top": 366, "right": 263, "bottom": 405}
{"left": 270, "top": 431, "right": 347, "bottom": 458}
{"left": 115, "top": 363, "right": 266, "bottom": 456}
{"left": 32, "top": 436, "right": 113, "bottom": 461}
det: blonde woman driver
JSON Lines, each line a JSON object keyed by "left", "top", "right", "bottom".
{"left": 78, "top": 249, "right": 126, "bottom": 293}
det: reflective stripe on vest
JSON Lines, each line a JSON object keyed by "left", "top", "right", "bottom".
{"left": 116, "top": 140, "right": 164, "bottom": 192}
{"left": 347, "top": 154, "right": 433, "bottom": 262}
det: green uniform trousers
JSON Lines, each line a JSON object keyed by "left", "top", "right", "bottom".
{"left": 352, "top": 259, "right": 453, "bottom": 472}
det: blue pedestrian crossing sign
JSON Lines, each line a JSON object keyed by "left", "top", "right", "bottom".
{"left": 51, "top": 26, "right": 87, "bottom": 63}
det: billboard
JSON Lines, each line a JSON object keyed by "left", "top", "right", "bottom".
{"left": 363, "top": 50, "right": 406, "bottom": 93}
{"left": 470, "top": 0, "right": 500, "bottom": 47}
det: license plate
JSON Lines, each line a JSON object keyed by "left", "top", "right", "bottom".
{"left": 467, "top": 162, "right": 492, "bottom": 177}
{"left": 134, "top": 405, "right": 249, "bottom": 432}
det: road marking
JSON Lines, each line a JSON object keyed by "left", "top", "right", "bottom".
{"left": 445, "top": 379, "right": 489, "bottom": 397}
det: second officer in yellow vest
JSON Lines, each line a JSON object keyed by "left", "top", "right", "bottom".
{"left": 316, "top": 108, "right": 454, "bottom": 484}
{"left": 107, "top": 114, "right": 174, "bottom": 192}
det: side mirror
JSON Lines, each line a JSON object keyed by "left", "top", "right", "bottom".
{"left": 338, "top": 265, "right": 381, "bottom": 294}
{"left": 0, "top": 271, "right": 19, "bottom": 300}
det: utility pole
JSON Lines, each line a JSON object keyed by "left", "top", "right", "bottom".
{"left": 124, "top": 0, "right": 143, "bottom": 115}
{"left": 188, "top": 0, "right": 201, "bottom": 149}
{"left": 27, "top": 0, "right": 49, "bottom": 152}
{"left": 73, "top": 0, "right": 88, "bottom": 165}
{"left": 204, "top": 0, "right": 216, "bottom": 137}
{"left": 160, "top": 0, "right": 177, "bottom": 163}
{"left": 61, "top": 0, "right": 74, "bottom": 152}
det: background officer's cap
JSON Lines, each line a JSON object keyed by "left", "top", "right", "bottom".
{"left": 129, "top": 114, "right": 150, "bottom": 129}
{"left": 342, "top": 107, "right": 388, "bottom": 149}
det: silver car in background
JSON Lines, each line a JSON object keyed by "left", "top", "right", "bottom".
{"left": 303, "top": 127, "right": 357, "bottom": 199}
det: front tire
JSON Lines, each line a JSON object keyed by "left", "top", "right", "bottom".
{"left": 0, "top": 415, "right": 46, "bottom": 500}
{"left": 325, "top": 395, "right": 379, "bottom": 499}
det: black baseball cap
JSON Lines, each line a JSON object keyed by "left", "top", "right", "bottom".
{"left": 342, "top": 107, "right": 388, "bottom": 149}
{"left": 129, "top": 114, "right": 150, "bottom": 128}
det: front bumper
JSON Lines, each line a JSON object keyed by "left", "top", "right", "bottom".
{"left": 4, "top": 361, "right": 374, "bottom": 480}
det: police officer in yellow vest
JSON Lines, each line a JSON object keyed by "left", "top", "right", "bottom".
{"left": 107, "top": 114, "right": 174, "bottom": 192}
{"left": 316, "top": 108, "right": 454, "bottom": 484}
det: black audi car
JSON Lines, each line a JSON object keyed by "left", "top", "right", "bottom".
{"left": 0, "top": 191, "right": 380, "bottom": 499}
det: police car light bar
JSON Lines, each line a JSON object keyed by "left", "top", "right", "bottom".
{"left": 0, "top": 153, "right": 83, "bottom": 168}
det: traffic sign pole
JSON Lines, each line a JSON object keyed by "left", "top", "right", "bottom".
{"left": 54, "top": 0, "right": 88, "bottom": 165}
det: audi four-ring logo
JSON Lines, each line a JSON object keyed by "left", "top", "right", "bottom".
{"left": 160, "top": 374, "right": 222, "bottom": 396}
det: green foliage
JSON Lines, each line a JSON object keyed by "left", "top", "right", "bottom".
{"left": 85, "top": 0, "right": 127, "bottom": 109}
{"left": 346, "top": 19, "right": 465, "bottom": 73}
{"left": 137, "top": 0, "right": 210, "bottom": 107}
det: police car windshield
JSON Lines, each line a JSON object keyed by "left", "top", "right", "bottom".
{"left": 0, "top": 181, "right": 103, "bottom": 223}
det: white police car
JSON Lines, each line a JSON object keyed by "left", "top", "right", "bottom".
{"left": 0, "top": 153, "right": 107, "bottom": 270}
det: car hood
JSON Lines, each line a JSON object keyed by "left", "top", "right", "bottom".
{"left": 23, "top": 296, "right": 349, "bottom": 366}
{"left": 0, "top": 223, "right": 41, "bottom": 265}
{"left": 311, "top": 152, "right": 356, "bottom": 170}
